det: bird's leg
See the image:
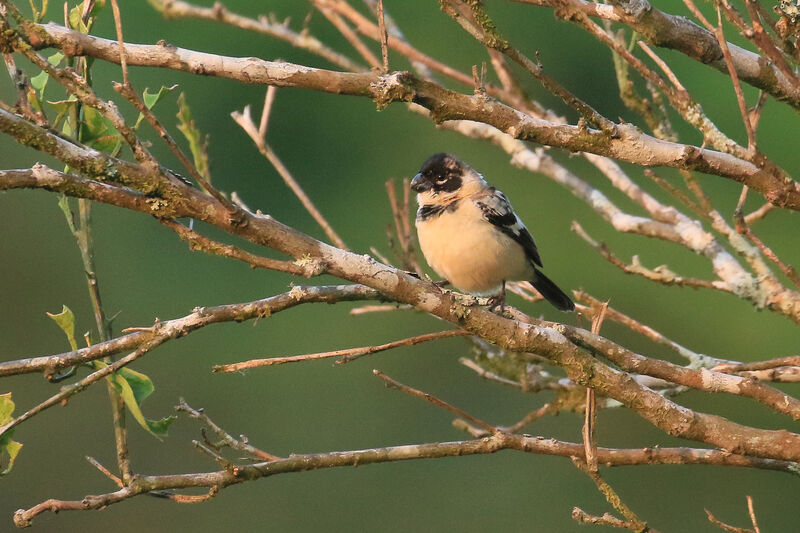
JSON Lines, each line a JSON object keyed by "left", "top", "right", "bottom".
{"left": 487, "top": 282, "right": 506, "bottom": 314}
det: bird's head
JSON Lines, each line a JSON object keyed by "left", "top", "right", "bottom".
{"left": 411, "top": 153, "right": 487, "bottom": 205}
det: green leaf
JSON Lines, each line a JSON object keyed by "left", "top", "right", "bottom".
{"left": 46, "top": 305, "right": 77, "bottom": 351}
{"left": 116, "top": 367, "right": 154, "bottom": 405}
{"left": 176, "top": 92, "right": 211, "bottom": 184}
{"left": 46, "top": 96, "right": 78, "bottom": 132}
{"left": 81, "top": 107, "right": 122, "bottom": 153}
{"left": 93, "top": 362, "right": 175, "bottom": 439}
{"left": 26, "top": 87, "right": 43, "bottom": 113}
{"left": 0, "top": 393, "right": 14, "bottom": 423}
{"left": 68, "top": 4, "right": 89, "bottom": 33}
{"left": 0, "top": 393, "right": 23, "bottom": 476}
{"left": 144, "top": 85, "right": 178, "bottom": 109}
{"left": 0, "top": 440, "right": 22, "bottom": 476}
{"left": 29, "top": 70, "right": 50, "bottom": 93}
{"left": 57, "top": 194, "right": 77, "bottom": 235}
{"left": 47, "top": 51, "right": 64, "bottom": 67}
{"left": 133, "top": 84, "right": 177, "bottom": 130}
{"left": 67, "top": 3, "right": 105, "bottom": 33}
{"left": 29, "top": 52, "right": 64, "bottom": 110}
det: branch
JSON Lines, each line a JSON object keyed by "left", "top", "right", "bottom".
{"left": 512, "top": 0, "right": 800, "bottom": 110}
{"left": 151, "top": 0, "right": 364, "bottom": 72}
{"left": 13, "top": 432, "right": 799, "bottom": 527}
{"left": 0, "top": 284, "right": 380, "bottom": 378}
{"left": 212, "top": 330, "right": 469, "bottom": 372}
{"left": 15, "top": 22, "right": 800, "bottom": 210}
{"left": 7, "top": 159, "right": 800, "bottom": 463}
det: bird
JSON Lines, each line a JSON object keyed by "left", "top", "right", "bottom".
{"left": 410, "top": 153, "right": 574, "bottom": 312}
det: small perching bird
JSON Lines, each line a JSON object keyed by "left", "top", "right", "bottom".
{"left": 411, "top": 153, "right": 574, "bottom": 312}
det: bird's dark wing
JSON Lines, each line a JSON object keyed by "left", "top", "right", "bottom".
{"left": 474, "top": 189, "right": 543, "bottom": 268}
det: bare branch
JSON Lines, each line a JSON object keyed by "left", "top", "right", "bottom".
{"left": 16, "top": 22, "right": 800, "bottom": 209}
{"left": 373, "top": 369, "right": 497, "bottom": 433}
{"left": 176, "top": 400, "right": 279, "bottom": 462}
{"left": 151, "top": 0, "right": 364, "bottom": 71}
{"left": 212, "top": 330, "right": 469, "bottom": 371}
{"left": 12, "top": 431, "right": 797, "bottom": 528}
{"left": 0, "top": 284, "right": 380, "bottom": 378}
{"left": 705, "top": 508, "right": 755, "bottom": 533}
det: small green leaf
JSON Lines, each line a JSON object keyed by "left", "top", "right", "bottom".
{"left": 144, "top": 85, "right": 178, "bottom": 109}
{"left": 0, "top": 393, "right": 14, "bottom": 423}
{"left": 0, "top": 393, "right": 23, "bottom": 476}
{"left": 0, "top": 440, "right": 22, "bottom": 476}
{"left": 67, "top": 3, "right": 105, "bottom": 33}
{"left": 68, "top": 5, "right": 89, "bottom": 33}
{"left": 46, "top": 97, "right": 78, "bottom": 131}
{"left": 47, "top": 51, "right": 64, "bottom": 67}
{"left": 57, "top": 194, "right": 77, "bottom": 234}
{"left": 81, "top": 107, "right": 122, "bottom": 153}
{"left": 26, "top": 87, "right": 43, "bottom": 113}
{"left": 29, "top": 70, "right": 49, "bottom": 93}
{"left": 46, "top": 305, "right": 77, "bottom": 351}
{"left": 176, "top": 92, "right": 211, "bottom": 184}
{"left": 93, "top": 362, "right": 175, "bottom": 439}
{"left": 134, "top": 84, "right": 178, "bottom": 131}
{"left": 116, "top": 367, "right": 154, "bottom": 406}
{"left": 29, "top": 52, "right": 63, "bottom": 108}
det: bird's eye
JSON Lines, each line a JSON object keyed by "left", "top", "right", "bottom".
{"left": 435, "top": 177, "right": 449, "bottom": 184}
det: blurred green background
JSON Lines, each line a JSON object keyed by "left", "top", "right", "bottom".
{"left": 1, "top": 1, "right": 799, "bottom": 531}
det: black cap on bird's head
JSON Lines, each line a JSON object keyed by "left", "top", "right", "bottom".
{"left": 411, "top": 153, "right": 468, "bottom": 193}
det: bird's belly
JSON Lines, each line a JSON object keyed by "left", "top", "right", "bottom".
{"left": 417, "top": 209, "right": 533, "bottom": 295}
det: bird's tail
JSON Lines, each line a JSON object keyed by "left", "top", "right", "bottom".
{"left": 532, "top": 270, "right": 575, "bottom": 312}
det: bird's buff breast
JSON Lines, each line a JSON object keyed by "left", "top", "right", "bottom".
{"left": 416, "top": 202, "right": 533, "bottom": 295}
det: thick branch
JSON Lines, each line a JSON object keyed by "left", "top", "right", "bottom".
{"left": 515, "top": 0, "right": 800, "bottom": 110}
{"left": 13, "top": 432, "right": 798, "bottom": 527}
{"left": 15, "top": 22, "right": 800, "bottom": 209}
{"left": 5, "top": 155, "right": 800, "bottom": 464}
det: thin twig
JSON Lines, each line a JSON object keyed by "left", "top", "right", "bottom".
{"left": 258, "top": 86, "right": 277, "bottom": 140}
{"left": 572, "top": 508, "right": 646, "bottom": 531}
{"left": 231, "top": 106, "right": 348, "bottom": 250}
{"left": 376, "top": 0, "right": 389, "bottom": 73}
{"left": 713, "top": 5, "right": 756, "bottom": 152}
{"left": 746, "top": 496, "right": 760, "bottom": 533}
{"left": 152, "top": 0, "right": 363, "bottom": 71}
{"left": 86, "top": 456, "right": 124, "bottom": 488}
{"left": 349, "top": 303, "right": 413, "bottom": 315}
{"left": 572, "top": 458, "right": 651, "bottom": 531}
{"left": 161, "top": 219, "right": 324, "bottom": 277}
{"left": 571, "top": 222, "right": 721, "bottom": 290}
{"left": 583, "top": 301, "right": 608, "bottom": 471}
{"left": 713, "top": 356, "right": 800, "bottom": 373}
{"left": 212, "top": 330, "right": 469, "bottom": 372}
{"left": 744, "top": 202, "right": 773, "bottom": 225}
{"left": 108, "top": 0, "right": 128, "bottom": 86}
{"left": 176, "top": 399, "right": 280, "bottom": 461}
{"left": 705, "top": 508, "right": 754, "bottom": 533}
{"left": 317, "top": 5, "right": 381, "bottom": 69}
{"left": 637, "top": 41, "right": 687, "bottom": 92}
{"left": 737, "top": 225, "right": 800, "bottom": 290}
{"left": 373, "top": 369, "right": 497, "bottom": 433}
{"left": 573, "top": 290, "right": 704, "bottom": 363}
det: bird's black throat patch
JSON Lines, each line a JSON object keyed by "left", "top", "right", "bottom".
{"left": 417, "top": 200, "right": 460, "bottom": 221}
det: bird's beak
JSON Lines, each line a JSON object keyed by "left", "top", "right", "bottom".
{"left": 410, "top": 173, "right": 429, "bottom": 192}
